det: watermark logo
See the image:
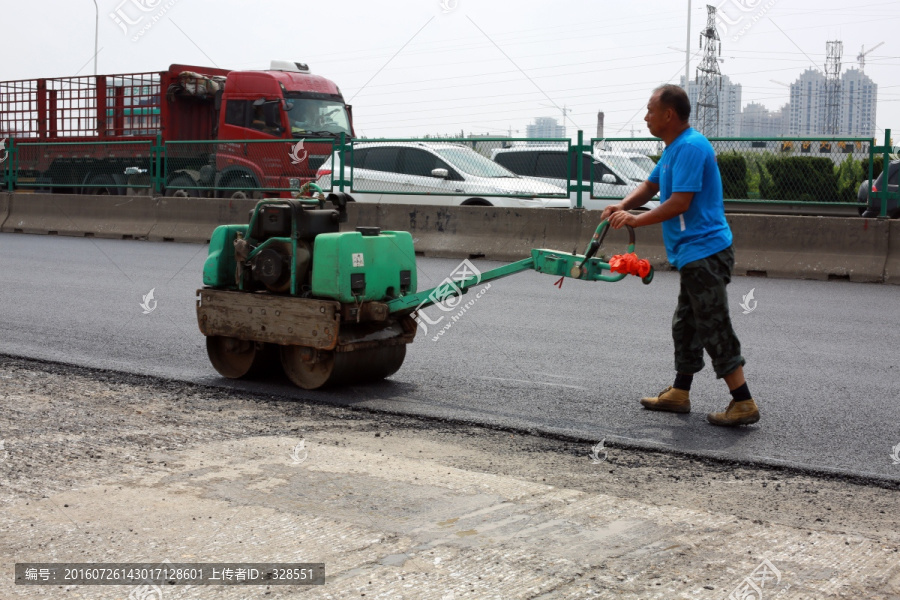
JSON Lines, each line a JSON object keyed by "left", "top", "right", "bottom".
{"left": 891, "top": 442, "right": 900, "bottom": 465}
{"left": 589, "top": 439, "right": 608, "bottom": 464}
{"left": 0, "top": 138, "right": 8, "bottom": 163}
{"left": 109, "top": 0, "right": 181, "bottom": 42}
{"left": 728, "top": 558, "right": 789, "bottom": 600}
{"left": 413, "top": 259, "right": 490, "bottom": 340}
{"left": 289, "top": 140, "right": 308, "bottom": 165}
{"left": 140, "top": 288, "right": 157, "bottom": 314}
{"left": 739, "top": 288, "right": 757, "bottom": 314}
{"left": 128, "top": 583, "right": 163, "bottom": 600}
{"left": 439, "top": 0, "right": 458, "bottom": 13}
{"left": 290, "top": 440, "right": 308, "bottom": 465}
{"left": 715, "top": 0, "right": 778, "bottom": 43}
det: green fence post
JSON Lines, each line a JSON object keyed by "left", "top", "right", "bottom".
{"left": 6, "top": 137, "right": 16, "bottom": 191}
{"left": 866, "top": 135, "right": 875, "bottom": 209}
{"left": 575, "top": 130, "right": 584, "bottom": 209}
{"left": 152, "top": 133, "right": 165, "bottom": 196}
{"left": 338, "top": 132, "right": 346, "bottom": 193}
{"left": 879, "top": 128, "right": 891, "bottom": 218}
{"left": 1, "top": 137, "right": 9, "bottom": 191}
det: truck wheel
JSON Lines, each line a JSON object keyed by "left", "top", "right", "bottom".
{"left": 165, "top": 176, "right": 200, "bottom": 197}
{"left": 219, "top": 175, "right": 262, "bottom": 200}
{"left": 85, "top": 174, "right": 122, "bottom": 196}
{"left": 228, "top": 190, "right": 262, "bottom": 200}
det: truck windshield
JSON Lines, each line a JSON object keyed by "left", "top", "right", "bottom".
{"left": 432, "top": 146, "right": 517, "bottom": 178}
{"left": 286, "top": 99, "right": 351, "bottom": 137}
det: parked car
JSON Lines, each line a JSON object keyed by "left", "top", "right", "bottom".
{"left": 620, "top": 151, "right": 658, "bottom": 175}
{"left": 858, "top": 159, "right": 900, "bottom": 218}
{"left": 315, "top": 142, "right": 570, "bottom": 208}
{"left": 490, "top": 145, "right": 659, "bottom": 211}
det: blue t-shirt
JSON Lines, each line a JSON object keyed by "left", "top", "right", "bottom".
{"left": 648, "top": 127, "right": 732, "bottom": 269}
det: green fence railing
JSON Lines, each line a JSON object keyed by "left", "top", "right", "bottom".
{"left": 11, "top": 139, "right": 154, "bottom": 194}
{"left": 1, "top": 131, "right": 896, "bottom": 216}
{"left": 593, "top": 135, "right": 875, "bottom": 205}
{"left": 162, "top": 138, "right": 336, "bottom": 198}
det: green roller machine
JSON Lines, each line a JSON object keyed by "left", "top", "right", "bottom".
{"left": 197, "top": 191, "right": 653, "bottom": 389}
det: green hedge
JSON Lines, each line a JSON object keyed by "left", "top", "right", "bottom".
{"left": 718, "top": 152, "right": 748, "bottom": 199}
{"left": 640, "top": 151, "right": 873, "bottom": 202}
{"left": 860, "top": 156, "right": 884, "bottom": 180}
{"left": 763, "top": 156, "right": 839, "bottom": 201}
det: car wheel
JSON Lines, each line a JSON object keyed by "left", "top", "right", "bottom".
{"left": 461, "top": 198, "right": 492, "bottom": 207}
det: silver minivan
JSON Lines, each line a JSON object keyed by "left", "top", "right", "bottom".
{"left": 491, "top": 145, "right": 659, "bottom": 210}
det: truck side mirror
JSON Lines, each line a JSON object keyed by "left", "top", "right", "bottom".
{"left": 601, "top": 174, "right": 616, "bottom": 184}
{"left": 431, "top": 168, "right": 449, "bottom": 178}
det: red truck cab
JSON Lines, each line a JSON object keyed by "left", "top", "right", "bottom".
{"left": 211, "top": 61, "right": 354, "bottom": 197}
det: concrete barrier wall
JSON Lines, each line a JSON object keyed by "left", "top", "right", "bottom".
{"left": 886, "top": 220, "right": 900, "bottom": 284}
{"left": 149, "top": 197, "right": 257, "bottom": 243}
{"left": 348, "top": 203, "right": 666, "bottom": 263}
{"left": 728, "top": 214, "right": 889, "bottom": 283}
{"left": 1, "top": 194, "right": 897, "bottom": 284}
{"left": 0, "top": 193, "right": 10, "bottom": 229}
{"left": 0, "top": 193, "right": 255, "bottom": 243}
{"left": 1, "top": 193, "right": 156, "bottom": 239}
{"left": 348, "top": 204, "right": 897, "bottom": 284}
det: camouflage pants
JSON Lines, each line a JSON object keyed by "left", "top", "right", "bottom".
{"left": 672, "top": 245, "right": 745, "bottom": 378}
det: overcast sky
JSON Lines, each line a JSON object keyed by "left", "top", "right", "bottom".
{"left": 3, "top": 0, "right": 898, "bottom": 140}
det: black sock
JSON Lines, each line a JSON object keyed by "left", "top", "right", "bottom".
{"left": 730, "top": 382, "right": 752, "bottom": 402}
{"left": 673, "top": 373, "right": 693, "bottom": 391}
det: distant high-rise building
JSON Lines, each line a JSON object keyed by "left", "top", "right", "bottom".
{"left": 680, "top": 75, "right": 742, "bottom": 137}
{"left": 526, "top": 116, "right": 565, "bottom": 139}
{"left": 785, "top": 66, "right": 877, "bottom": 137}
{"left": 789, "top": 68, "right": 828, "bottom": 136}
{"left": 740, "top": 102, "right": 789, "bottom": 137}
{"left": 840, "top": 68, "right": 877, "bottom": 137}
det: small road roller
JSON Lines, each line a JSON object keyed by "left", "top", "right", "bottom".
{"left": 197, "top": 192, "right": 652, "bottom": 389}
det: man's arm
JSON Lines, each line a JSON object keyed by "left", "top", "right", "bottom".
{"left": 599, "top": 180, "right": 660, "bottom": 221}
{"left": 608, "top": 191, "right": 693, "bottom": 229}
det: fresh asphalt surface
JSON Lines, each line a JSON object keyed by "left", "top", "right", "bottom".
{"left": 2, "top": 232, "right": 899, "bottom": 481}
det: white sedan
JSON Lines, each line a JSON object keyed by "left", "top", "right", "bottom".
{"left": 315, "top": 141, "right": 570, "bottom": 208}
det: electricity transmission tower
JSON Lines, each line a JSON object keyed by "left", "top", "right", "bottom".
{"left": 695, "top": 5, "right": 722, "bottom": 137}
{"left": 824, "top": 40, "right": 843, "bottom": 135}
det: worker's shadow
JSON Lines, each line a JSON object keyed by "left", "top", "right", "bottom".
{"left": 638, "top": 412, "right": 760, "bottom": 454}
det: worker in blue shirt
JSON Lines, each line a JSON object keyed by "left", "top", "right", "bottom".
{"left": 600, "top": 84, "right": 759, "bottom": 426}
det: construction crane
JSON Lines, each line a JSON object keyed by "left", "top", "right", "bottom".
{"left": 857, "top": 42, "right": 884, "bottom": 72}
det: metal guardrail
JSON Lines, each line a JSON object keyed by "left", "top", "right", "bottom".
{"left": 1, "top": 131, "right": 895, "bottom": 217}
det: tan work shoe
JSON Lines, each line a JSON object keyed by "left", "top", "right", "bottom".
{"left": 640, "top": 386, "right": 691, "bottom": 413}
{"left": 707, "top": 399, "right": 760, "bottom": 426}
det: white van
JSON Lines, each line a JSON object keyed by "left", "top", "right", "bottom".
{"left": 491, "top": 146, "right": 659, "bottom": 210}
